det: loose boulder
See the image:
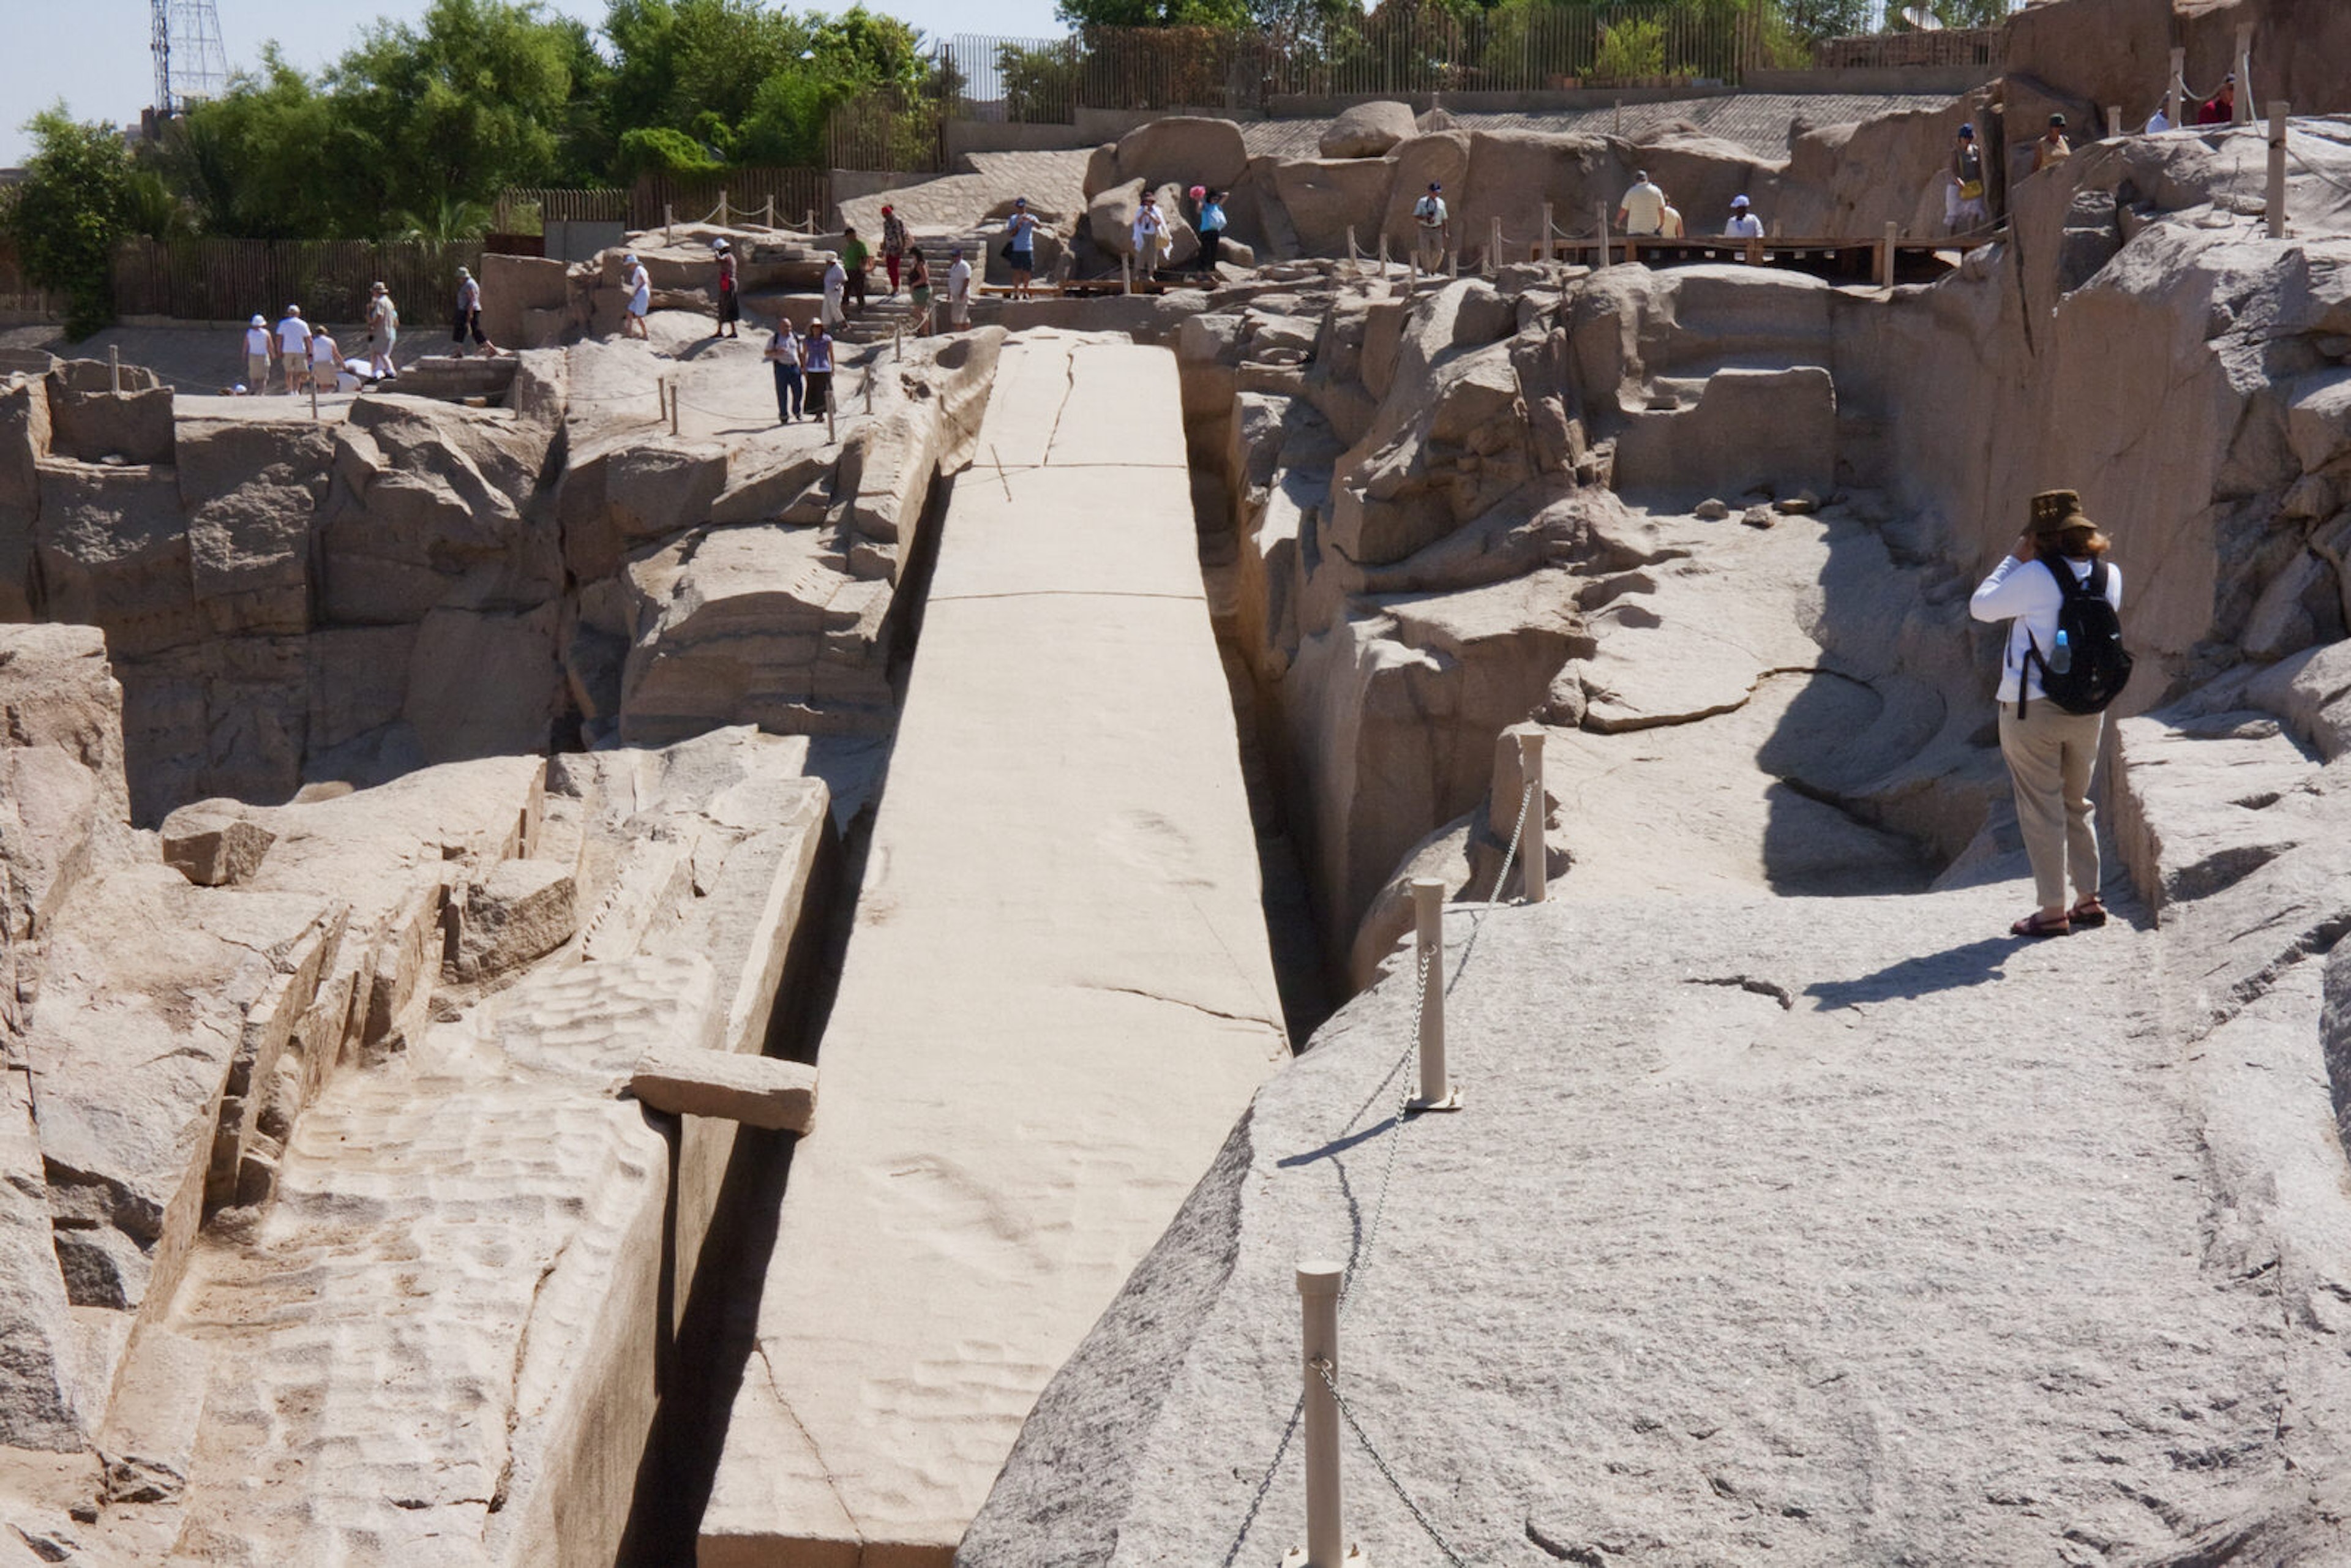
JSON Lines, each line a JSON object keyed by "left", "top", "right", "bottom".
{"left": 1319, "top": 100, "right": 1417, "bottom": 160}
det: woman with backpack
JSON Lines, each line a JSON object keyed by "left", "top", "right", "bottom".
{"left": 1970, "top": 488, "right": 2131, "bottom": 939}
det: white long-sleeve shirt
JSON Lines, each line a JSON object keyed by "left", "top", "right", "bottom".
{"left": 1970, "top": 552, "right": 2123, "bottom": 705}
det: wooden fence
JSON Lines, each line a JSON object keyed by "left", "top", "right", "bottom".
{"left": 494, "top": 170, "right": 833, "bottom": 236}
{"left": 111, "top": 238, "right": 486, "bottom": 326}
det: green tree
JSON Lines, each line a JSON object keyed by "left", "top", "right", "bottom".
{"left": 615, "top": 124, "right": 724, "bottom": 179}
{"left": 1055, "top": 0, "right": 1250, "bottom": 31}
{"left": 168, "top": 49, "right": 351, "bottom": 237}
{"left": 6, "top": 108, "right": 137, "bottom": 339}
{"left": 604, "top": 0, "right": 812, "bottom": 140}
{"left": 329, "top": 0, "right": 580, "bottom": 230}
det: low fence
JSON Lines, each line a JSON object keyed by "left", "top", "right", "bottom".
{"left": 111, "top": 238, "right": 486, "bottom": 326}
{"left": 493, "top": 170, "right": 833, "bottom": 238}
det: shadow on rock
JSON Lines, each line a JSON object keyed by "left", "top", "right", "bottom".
{"left": 1805, "top": 935, "right": 2015, "bottom": 1008}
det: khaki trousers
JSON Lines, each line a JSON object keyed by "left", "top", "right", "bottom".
{"left": 1998, "top": 700, "right": 2105, "bottom": 910}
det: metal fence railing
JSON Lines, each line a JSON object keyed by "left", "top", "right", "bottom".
{"left": 1813, "top": 26, "right": 2001, "bottom": 69}
{"left": 825, "top": 92, "right": 949, "bottom": 173}
{"left": 950, "top": 7, "right": 1769, "bottom": 121}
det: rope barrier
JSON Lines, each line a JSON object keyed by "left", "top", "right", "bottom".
{"left": 1218, "top": 776, "right": 1538, "bottom": 1565}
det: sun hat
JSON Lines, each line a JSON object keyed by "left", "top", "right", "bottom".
{"left": 1428, "top": 181, "right": 1442, "bottom": 192}
{"left": 456, "top": 266, "right": 470, "bottom": 279}
{"left": 2049, "top": 113, "right": 2067, "bottom": 127}
{"left": 370, "top": 280, "right": 386, "bottom": 292}
{"left": 1731, "top": 195, "right": 1750, "bottom": 208}
{"left": 2030, "top": 489, "right": 2099, "bottom": 538}
{"left": 711, "top": 238, "right": 730, "bottom": 251}
{"left": 1188, "top": 184, "right": 1205, "bottom": 200}
{"left": 1959, "top": 123, "right": 1975, "bottom": 138}
{"left": 623, "top": 252, "right": 639, "bottom": 264}
{"left": 250, "top": 313, "right": 266, "bottom": 326}
{"left": 285, "top": 304, "right": 302, "bottom": 316}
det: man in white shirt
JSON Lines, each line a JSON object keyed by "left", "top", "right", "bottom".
{"left": 1617, "top": 171, "right": 1667, "bottom": 238}
{"left": 2143, "top": 107, "right": 2170, "bottom": 133}
{"left": 1725, "top": 195, "right": 1764, "bottom": 239}
{"left": 1130, "top": 192, "right": 1167, "bottom": 274}
{"left": 274, "top": 306, "right": 312, "bottom": 394}
{"left": 242, "top": 315, "right": 272, "bottom": 392}
{"left": 1411, "top": 182, "right": 1448, "bottom": 271}
{"left": 1968, "top": 487, "right": 2126, "bottom": 938}
{"left": 946, "top": 246, "right": 972, "bottom": 330}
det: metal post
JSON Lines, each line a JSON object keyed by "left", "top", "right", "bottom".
{"left": 309, "top": 373, "right": 318, "bottom": 422}
{"left": 108, "top": 344, "right": 120, "bottom": 396}
{"left": 718, "top": 188, "right": 730, "bottom": 228}
{"left": 804, "top": 207, "right": 815, "bottom": 235}
{"left": 1122, "top": 254, "right": 1133, "bottom": 295}
{"left": 1295, "top": 1262, "right": 1346, "bottom": 1568}
{"left": 667, "top": 380, "right": 679, "bottom": 438}
{"left": 2167, "top": 48, "right": 2185, "bottom": 130}
{"left": 2270, "top": 100, "right": 2290, "bottom": 239}
{"left": 1346, "top": 223, "right": 1359, "bottom": 276}
{"left": 1541, "top": 200, "right": 1553, "bottom": 263}
{"left": 894, "top": 322, "right": 902, "bottom": 361}
{"left": 1880, "top": 220, "right": 1897, "bottom": 289}
{"left": 2107, "top": 105, "right": 2122, "bottom": 140}
{"left": 765, "top": 195, "right": 775, "bottom": 230}
{"left": 2236, "top": 25, "right": 2254, "bottom": 126}
{"left": 665, "top": 203, "right": 675, "bottom": 246}
{"left": 1595, "top": 203, "right": 1610, "bottom": 267}
{"left": 1408, "top": 879, "right": 1458, "bottom": 1113}
{"left": 1378, "top": 231, "right": 1389, "bottom": 275}
{"left": 827, "top": 386, "right": 836, "bottom": 446}
{"left": 1487, "top": 216, "right": 1502, "bottom": 277}
{"left": 1520, "top": 730, "right": 1547, "bottom": 904}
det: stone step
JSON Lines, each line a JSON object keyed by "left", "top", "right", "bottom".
{"left": 390, "top": 354, "right": 520, "bottom": 406}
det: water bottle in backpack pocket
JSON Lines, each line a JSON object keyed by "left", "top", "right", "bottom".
{"left": 2022, "top": 558, "right": 2131, "bottom": 716}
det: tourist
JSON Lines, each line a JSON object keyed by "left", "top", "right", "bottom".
{"left": 1006, "top": 197, "right": 1039, "bottom": 299}
{"left": 1131, "top": 190, "right": 1168, "bottom": 276}
{"left": 274, "top": 305, "right": 312, "bottom": 394}
{"left": 880, "top": 203, "right": 907, "bottom": 295}
{"left": 1659, "top": 200, "right": 1686, "bottom": 239}
{"left": 841, "top": 226, "right": 871, "bottom": 317}
{"left": 1969, "top": 489, "right": 2129, "bottom": 939}
{"left": 1194, "top": 187, "right": 1226, "bottom": 274}
{"left": 1725, "top": 194, "right": 1764, "bottom": 239}
{"left": 307, "top": 326, "right": 342, "bottom": 396}
{"left": 947, "top": 246, "right": 972, "bottom": 331}
{"left": 822, "top": 249, "right": 847, "bottom": 331}
{"left": 1617, "top": 170, "right": 1667, "bottom": 238}
{"left": 366, "top": 282, "right": 398, "bottom": 381}
{"left": 453, "top": 266, "right": 497, "bottom": 356}
{"left": 713, "top": 239, "right": 741, "bottom": 339}
{"left": 907, "top": 248, "right": 933, "bottom": 333}
{"left": 1951, "top": 124, "right": 1990, "bottom": 233}
{"left": 803, "top": 320, "right": 834, "bottom": 419}
{"left": 242, "top": 314, "right": 272, "bottom": 394}
{"left": 1411, "top": 181, "right": 1449, "bottom": 271}
{"left": 2144, "top": 105, "right": 2171, "bottom": 133}
{"left": 623, "top": 253, "right": 651, "bottom": 340}
{"left": 764, "top": 315, "right": 803, "bottom": 423}
{"left": 2033, "top": 114, "right": 2072, "bottom": 173}
{"left": 2199, "top": 73, "right": 2237, "bottom": 126}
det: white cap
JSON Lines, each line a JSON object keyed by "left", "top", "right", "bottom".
{"left": 250, "top": 314, "right": 266, "bottom": 326}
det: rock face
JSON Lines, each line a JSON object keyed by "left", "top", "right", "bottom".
{"left": 0, "top": 655, "right": 838, "bottom": 1561}
{"left": 0, "top": 318, "right": 997, "bottom": 825}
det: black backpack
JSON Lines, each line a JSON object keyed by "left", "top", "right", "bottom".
{"left": 2020, "top": 557, "right": 2132, "bottom": 717}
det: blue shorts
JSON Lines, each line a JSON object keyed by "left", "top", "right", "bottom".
{"left": 1008, "top": 249, "right": 1033, "bottom": 271}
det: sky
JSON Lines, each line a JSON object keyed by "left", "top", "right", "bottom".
{"left": 1, "top": 0, "right": 1067, "bottom": 167}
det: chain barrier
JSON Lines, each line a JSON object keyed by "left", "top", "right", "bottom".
{"left": 1311, "top": 1359, "right": 1472, "bottom": 1568}
{"left": 1217, "top": 775, "right": 1534, "bottom": 1564}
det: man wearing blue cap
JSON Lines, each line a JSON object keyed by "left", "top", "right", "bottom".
{"left": 1951, "top": 122, "right": 1990, "bottom": 233}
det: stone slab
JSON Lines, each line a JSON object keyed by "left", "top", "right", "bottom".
{"left": 699, "top": 337, "right": 1286, "bottom": 1564}
{"left": 629, "top": 1051, "right": 816, "bottom": 1131}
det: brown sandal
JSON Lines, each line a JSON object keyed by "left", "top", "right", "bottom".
{"left": 2011, "top": 910, "right": 2071, "bottom": 939}
{"left": 2069, "top": 896, "right": 2107, "bottom": 928}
